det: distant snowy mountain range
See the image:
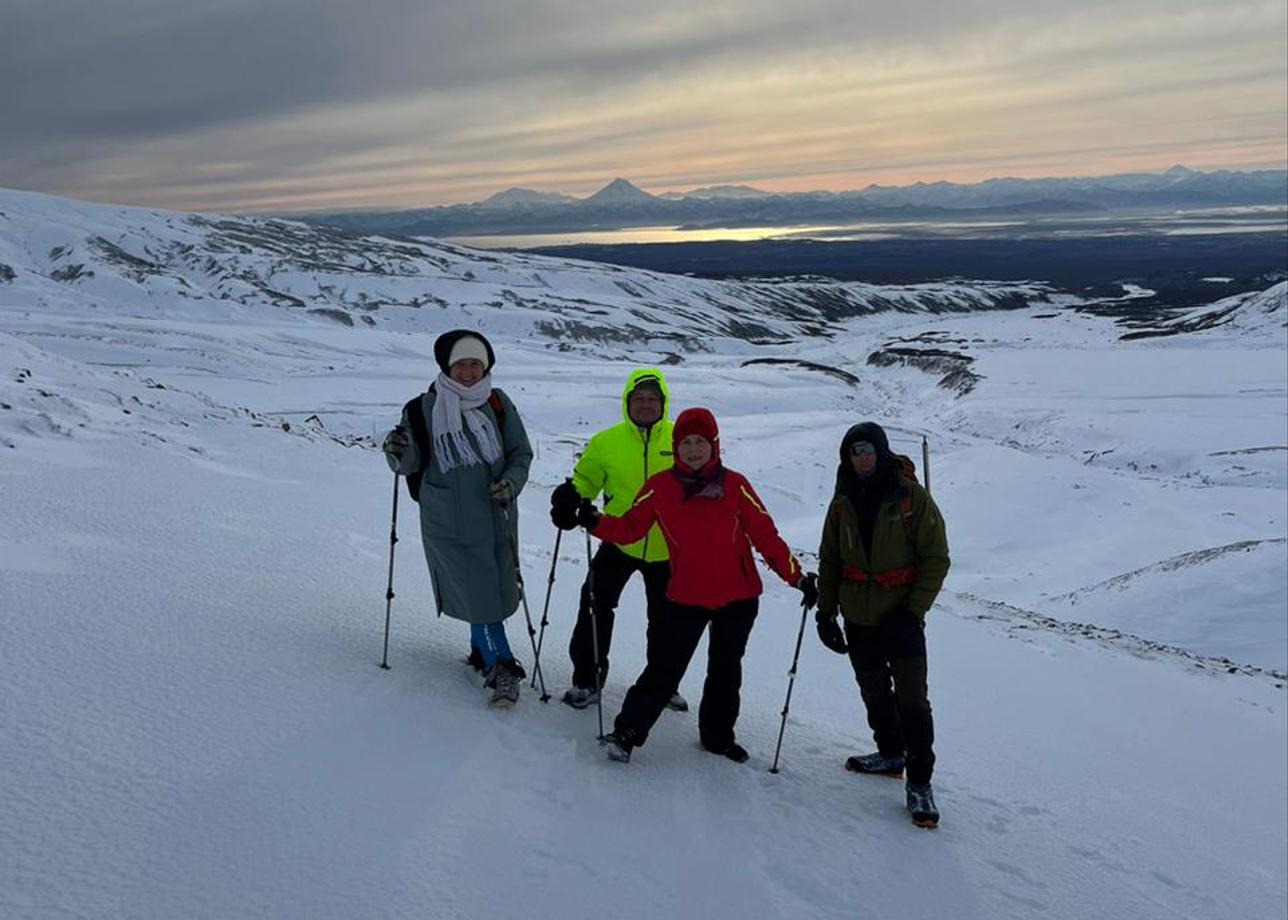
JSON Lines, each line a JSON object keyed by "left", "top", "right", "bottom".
{"left": 299, "top": 166, "right": 1288, "bottom": 238}
{"left": 0, "top": 187, "right": 1082, "bottom": 353}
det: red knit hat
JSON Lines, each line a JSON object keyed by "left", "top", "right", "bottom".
{"left": 672, "top": 407, "right": 720, "bottom": 461}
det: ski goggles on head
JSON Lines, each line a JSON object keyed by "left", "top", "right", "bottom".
{"left": 849, "top": 441, "right": 877, "bottom": 457}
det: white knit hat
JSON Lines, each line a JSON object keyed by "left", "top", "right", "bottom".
{"left": 447, "top": 335, "right": 490, "bottom": 369}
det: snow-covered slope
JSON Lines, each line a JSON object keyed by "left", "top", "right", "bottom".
{"left": 1, "top": 190, "right": 1284, "bottom": 920}
{"left": 1121, "top": 281, "right": 1288, "bottom": 339}
{"left": 0, "top": 187, "right": 1062, "bottom": 356}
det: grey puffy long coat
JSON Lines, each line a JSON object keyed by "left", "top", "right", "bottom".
{"left": 386, "top": 386, "right": 533, "bottom": 624}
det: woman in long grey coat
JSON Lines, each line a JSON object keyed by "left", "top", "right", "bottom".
{"left": 382, "top": 329, "right": 533, "bottom": 706}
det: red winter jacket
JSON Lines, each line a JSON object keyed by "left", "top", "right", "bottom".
{"left": 591, "top": 467, "right": 802, "bottom": 610}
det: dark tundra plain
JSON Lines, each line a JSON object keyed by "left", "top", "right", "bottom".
{"left": 529, "top": 232, "right": 1285, "bottom": 313}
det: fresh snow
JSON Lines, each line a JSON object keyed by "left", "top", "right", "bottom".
{"left": 1, "top": 189, "right": 1285, "bottom": 920}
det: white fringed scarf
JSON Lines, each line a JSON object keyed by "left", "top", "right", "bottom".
{"left": 430, "top": 372, "right": 504, "bottom": 474}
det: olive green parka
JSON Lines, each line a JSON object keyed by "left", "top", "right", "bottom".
{"left": 818, "top": 426, "right": 950, "bottom": 626}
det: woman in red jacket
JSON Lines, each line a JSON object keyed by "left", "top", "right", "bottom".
{"left": 556, "top": 407, "right": 818, "bottom": 764}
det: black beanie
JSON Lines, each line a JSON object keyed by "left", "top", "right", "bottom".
{"left": 433, "top": 329, "right": 496, "bottom": 374}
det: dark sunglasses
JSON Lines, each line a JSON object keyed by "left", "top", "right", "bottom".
{"left": 849, "top": 442, "right": 877, "bottom": 457}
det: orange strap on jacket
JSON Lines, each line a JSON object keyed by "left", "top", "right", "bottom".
{"left": 840, "top": 564, "right": 918, "bottom": 588}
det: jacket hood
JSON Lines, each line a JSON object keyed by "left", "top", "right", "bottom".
{"left": 836, "top": 421, "right": 897, "bottom": 495}
{"left": 619, "top": 367, "right": 671, "bottom": 427}
{"left": 673, "top": 406, "right": 721, "bottom": 469}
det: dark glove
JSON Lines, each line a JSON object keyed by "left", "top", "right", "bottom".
{"left": 815, "top": 610, "right": 848, "bottom": 655}
{"left": 797, "top": 572, "right": 819, "bottom": 610}
{"left": 489, "top": 480, "right": 513, "bottom": 507}
{"left": 550, "top": 480, "right": 581, "bottom": 530}
{"left": 381, "top": 427, "right": 409, "bottom": 458}
{"left": 575, "top": 498, "right": 601, "bottom": 531}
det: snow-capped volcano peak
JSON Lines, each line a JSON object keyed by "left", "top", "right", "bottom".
{"left": 584, "top": 177, "right": 657, "bottom": 204}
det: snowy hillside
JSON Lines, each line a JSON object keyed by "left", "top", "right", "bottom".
{"left": 1, "top": 190, "right": 1285, "bottom": 920}
{"left": 0, "top": 188, "right": 1061, "bottom": 356}
{"left": 1120, "top": 281, "right": 1288, "bottom": 339}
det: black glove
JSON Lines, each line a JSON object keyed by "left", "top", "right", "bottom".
{"left": 797, "top": 572, "right": 819, "bottom": 610}
{"left": 550, "top": 480, "right": 581, "bottom": 530}
{"left": 575, "top": 498, "right": 601, "bottom": 531}
{"left": 815, "top": 610, "right": 848, "bottom": 655}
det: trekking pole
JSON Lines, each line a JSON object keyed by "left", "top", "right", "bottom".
{"left": 501, "top": 504, "right": 550, "bottom": 701}
{"left": 586, "top": 529, "right": 605, "bottom": 740}
{"left": 769, "top": 597, "right": 811, "bottom": 774}
{"left": 530, "top": 528, "right": 562, "bottom": 691}
{"left": 922, "top": 435, "right": 931, "bottom": 496}
{"left": 380, "top": 470, "right": 399, "bottom": 670}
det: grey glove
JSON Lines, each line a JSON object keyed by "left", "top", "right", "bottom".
{"left": 489, "top": 480, "right": 514, "bottom": 507}
{"left": 382, "top": 427, "right": 409, "bottom": 458}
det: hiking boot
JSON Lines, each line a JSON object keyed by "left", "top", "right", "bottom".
{"left": 702, "top": 741, "right": 749, "bottom": 764}
{"left": 665, "top": 691, "right": 689, "bottom": 712}
{"left": 561, "top": 686, "right": 599, "bottom": 710}
{"left": 906, "top": 782, "right": 940, "bottom": 828}
{"left": 845, "top": 751, "right": 905, "bottom": 778}
{"left": 466, "top": 645, "right": 487, "bottom": 674}
{"left": 486, "top": 659, "right": 522, "bottom": 707}
{"left": 602, "top": 731, "right": 634, "bottom": 763}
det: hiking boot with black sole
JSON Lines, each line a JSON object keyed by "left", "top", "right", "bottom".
{"left": 601, "top": 731, "right": 634, "bottom": 763}
{"left": 845, "top": 751, "right": 905, "bottom": 778}
{"left": 703, "top": 741, "right": 749, "bottom": 764}
{"left": 906, "top": 782, "right": 940, "bottom": 829}
{"left": 561, "top": 686, "right": 599, "bottom": 710}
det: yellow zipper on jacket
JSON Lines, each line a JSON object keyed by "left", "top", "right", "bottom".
{"left": 641, "top": 425, "right": 652, "bottom": 559}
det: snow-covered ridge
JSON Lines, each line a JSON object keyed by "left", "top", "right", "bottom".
{"left": 1120, "top": 281, "right": 1287, "bottom": 339}
{"left": 0, "top": 187, "right": 1068, "bottom": 355}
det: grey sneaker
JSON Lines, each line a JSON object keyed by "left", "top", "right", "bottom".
{"left": 665, "top": 691, "right": 689, "bottom": 712}
{"left": 601, "top": 731, "right": 634, "bottom": 763}
{"left": 906, "top": 782, "right": 940, "bottom": 828}
{"left": 561, "top": 686, "right": 599, "bottom": 710}
{"left": 845, "top": 751, "right": 905, "bottom": 777}
{"left": 486, "top": 660, "right": 521, "bottom": 707}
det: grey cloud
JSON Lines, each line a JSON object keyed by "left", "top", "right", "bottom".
{"left": 3, "top": 0, "right": 1163, "bottom": 147}
{"left": 1, "top": 0, "right": 1280, "bottom": 208}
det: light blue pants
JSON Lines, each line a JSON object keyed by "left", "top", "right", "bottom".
{"left": 471, "top": 621, "right": 514, "bottom": 669}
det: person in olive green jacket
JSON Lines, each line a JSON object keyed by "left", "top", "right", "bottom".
{"left": 815, "top": 421, "right": 949, "bottom": 827}
{"left": 549, "top": 369, "right": 686, "bottom": 712}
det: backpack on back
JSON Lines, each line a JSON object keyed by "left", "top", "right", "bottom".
{"left": 401, "top": 389, "right": 506, "bottom": 502}
{"left": 893, "top": 453, "right": 917, "bottom": 523}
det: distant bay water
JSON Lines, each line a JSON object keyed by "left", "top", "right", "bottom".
{"left": 444, "top": 205, "right": 1287, "bottom": 251}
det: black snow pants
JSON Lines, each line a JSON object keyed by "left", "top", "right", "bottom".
{"left": 613, "top": 597, "right": 758, "bottom": 750}
{"left": 568, "top": 542, "right": 670, "bottom": 690}
{"left": 845, "top": 612, "right": 936, "bottom": 785}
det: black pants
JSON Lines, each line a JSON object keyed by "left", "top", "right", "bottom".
{"left": 568, "top": 542, "right": 670, "bottom": 690}
{"left": 613, "top": 597, "right": 758, "bottom": 750}
{"left": 845, "top": 614, "right": 936, "bottom": 785}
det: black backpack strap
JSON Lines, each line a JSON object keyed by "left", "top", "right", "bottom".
{"left": 403, "top": 389, "right": 505, "bottom": 501}
{"left": 403, "top": 393, "right": 430, "bottom": 502}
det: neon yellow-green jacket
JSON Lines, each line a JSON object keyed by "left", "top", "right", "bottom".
{"left": 572, "top": 368, "right": 673, "bottom": 562}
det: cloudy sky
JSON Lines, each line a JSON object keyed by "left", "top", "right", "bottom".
{"left": 3, "top": 0, "right": 1285, "bottom": 213}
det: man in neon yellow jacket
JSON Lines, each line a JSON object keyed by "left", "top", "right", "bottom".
{"left": 550, "top": 368, "right": 686, "bottom": 711}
